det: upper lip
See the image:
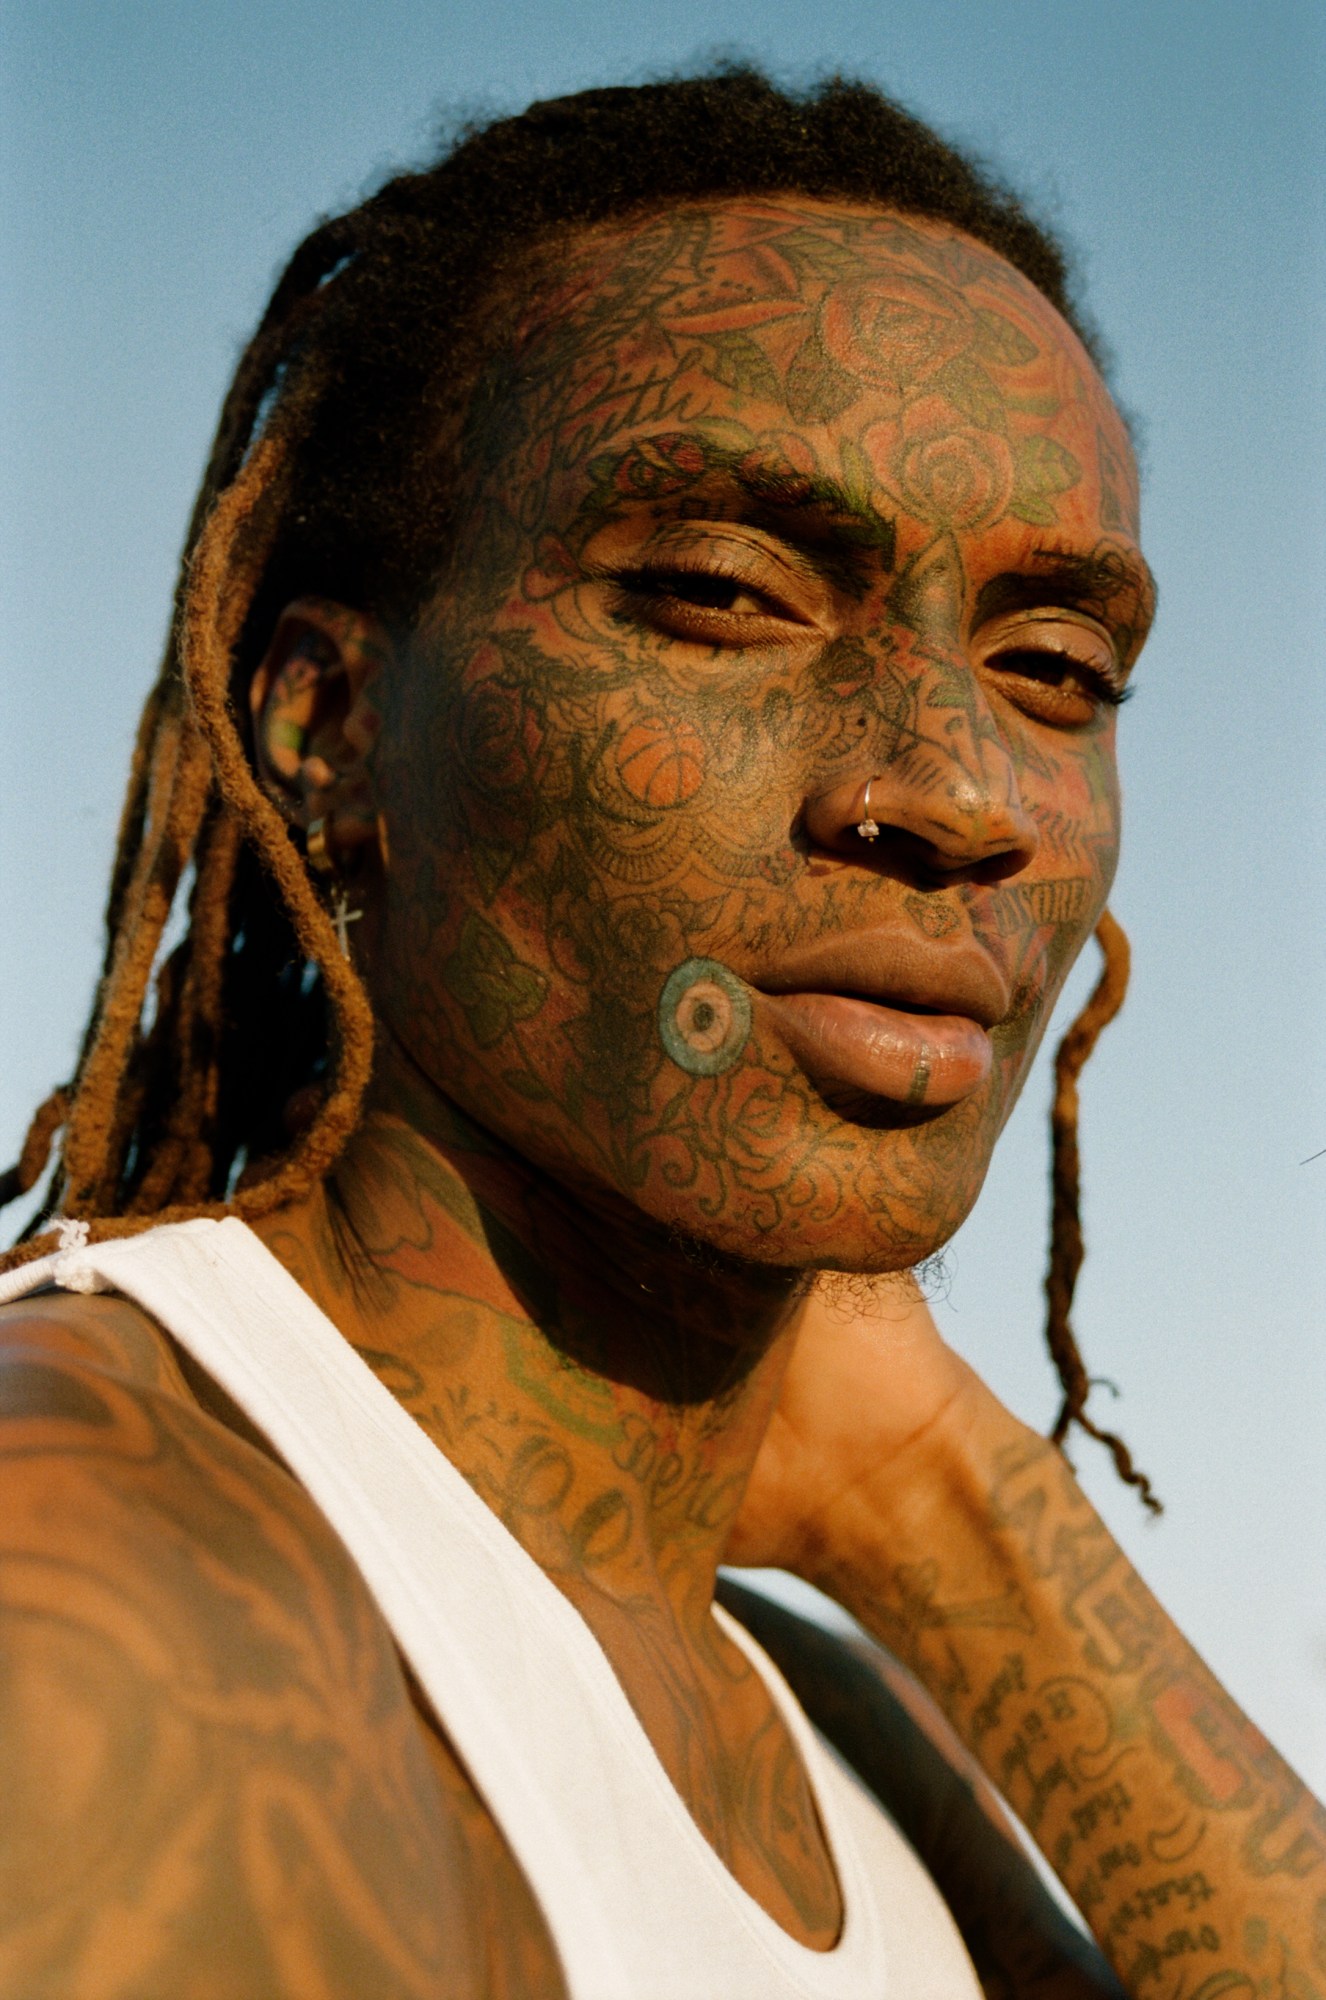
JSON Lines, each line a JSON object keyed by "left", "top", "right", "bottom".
{"left": 753, "top": 929, "right": 1014, "bottom": 1030}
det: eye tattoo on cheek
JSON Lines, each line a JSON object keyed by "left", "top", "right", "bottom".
{"left": 658, "top": 958, "right": 753, "bottom": 1077}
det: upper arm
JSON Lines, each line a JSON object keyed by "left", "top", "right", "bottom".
{"left": 0, "top": 1309, "right": 555, "bottom": 1999}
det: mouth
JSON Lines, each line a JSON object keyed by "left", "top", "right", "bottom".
{"left": 760, "top": 990, "right": 992, "bottom": 1110}
{"left": 754, "top": 932, "right": 1012, "bottom": 1114}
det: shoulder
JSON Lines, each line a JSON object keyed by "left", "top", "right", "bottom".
{"left": 0, "top": 1283, "right": 563, "bottom": 1999}
{"left": 0, "top": 1281, "right": 194, "bottom": 1391}
{"left": 0, "top": 1279, "right": 373, "bottom": 1607}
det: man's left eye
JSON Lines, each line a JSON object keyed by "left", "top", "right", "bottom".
{"left": 986, "top": 645, "right": 1130, "bottom": 726}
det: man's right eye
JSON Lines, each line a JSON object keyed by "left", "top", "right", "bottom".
{"left": 616, "top": 567, "right": 771, "bottom": 616}
{"left": 606, "top": 563, "right": 799, "bottom": 649}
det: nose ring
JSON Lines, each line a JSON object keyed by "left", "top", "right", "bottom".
{"left": 856, "top": 777, "right": 881, "bottom": 842}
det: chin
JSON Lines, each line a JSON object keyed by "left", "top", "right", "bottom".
{"left": 627, "top": 1090, "right": 998, "bottom": 1279}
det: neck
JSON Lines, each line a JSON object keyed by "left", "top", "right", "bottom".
{"left": 252, "top": 1047, "right": 807, "bottom": 1634}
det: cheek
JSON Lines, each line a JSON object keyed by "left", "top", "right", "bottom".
{"left": 477, "top": 592, "right": 816, "bottom": 879}
{"left": 371, "top": 628, "right": 765, "bottom": 1078}
{"left": 1023, "top": 729, "right": 1121, "bottom": 864}
{"left": 611, "top": 715, "right": 708, "bottom": 808}
{"left": 979, "top": 732, "right": 1122, "bottom": 1076}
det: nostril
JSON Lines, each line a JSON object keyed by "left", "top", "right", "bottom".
{"left": 802, "top": 768, "right": 1039, "bottom": 878}
{"left": 801, "top": 777, "right": 872, "bottom": 853}
{"left": 788, "top": 808, "right": 813, "bottom": 857}
{"left": 968, "top": 845, "right": 1035, "bottom": 887}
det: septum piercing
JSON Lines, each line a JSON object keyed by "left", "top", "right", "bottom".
{"left": 856, "top": 777, "right": 881, "bottom": 842}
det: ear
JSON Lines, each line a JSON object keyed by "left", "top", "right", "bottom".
{"left": 250, "top": 598, "right": 393, "bottom": 862}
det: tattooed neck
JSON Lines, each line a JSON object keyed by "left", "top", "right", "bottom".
{"left": 252, "top": 1045, "right": 807, "bottom": 1615}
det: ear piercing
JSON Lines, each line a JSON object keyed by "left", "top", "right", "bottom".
{"left": 856, "top": 777, "right": 881, "bottom": 842}
{"left": 306, "top": 817, "right": 335, "bottom": 875}
{"left": 331, "top": 892, "right": 362, "bottom": 959}
{"left": 304, "top": 817, "right": 361, "bottom": 959}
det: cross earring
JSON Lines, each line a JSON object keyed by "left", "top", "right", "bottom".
{"left": 332, "top": 888, "right": 362, "bottom": 959}
{"left": 307, "top": 817, "right": 362, "bottom": 959}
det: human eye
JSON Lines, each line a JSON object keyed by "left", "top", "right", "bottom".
{"left": 980, "top": 614, "right": 1131, "bottom": 728}
{"left": 607, "top": 545, "right": 810, "bottom": 647}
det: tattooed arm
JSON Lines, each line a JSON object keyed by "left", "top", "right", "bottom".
{"left": 0, "top": 1293, "right": 563, "bottom": 2000}
{"left": 730, "top": 1280, "right": 1326, "bottom": 1998}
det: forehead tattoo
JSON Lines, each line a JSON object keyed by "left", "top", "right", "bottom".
{"left": 464, "top": 201, "right": 1143, "bottom": 580}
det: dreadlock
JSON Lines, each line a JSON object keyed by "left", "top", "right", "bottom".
{"left": 1044, "top": 913, "right": 1160, "bottom": 1511}
{"left": 0, "top": 63, "right": 1150, "bottom": 1494}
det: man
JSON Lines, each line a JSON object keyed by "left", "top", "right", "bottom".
{"left": 1, "top": 69, "right": 1320, "bottom": 1997}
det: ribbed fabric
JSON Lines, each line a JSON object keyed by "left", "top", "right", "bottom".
{"left": 2, "top": 1218, "right": 982, "bottom": 2000}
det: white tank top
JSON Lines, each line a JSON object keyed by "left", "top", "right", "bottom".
{"left": 1, "top": 1217, "right": 981, "bottom": 2000}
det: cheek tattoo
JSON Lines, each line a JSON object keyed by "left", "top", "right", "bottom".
{"left": 658, "top": 959, "right": 753, "bottom": 1077}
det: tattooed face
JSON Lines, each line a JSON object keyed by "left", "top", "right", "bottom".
{"left": 371, "top": 198, "right": 1154, "bottom": 1271}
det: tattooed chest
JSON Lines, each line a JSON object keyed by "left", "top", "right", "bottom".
{"left": 407, "top": 1617, "right": 843, "bottom": 1958}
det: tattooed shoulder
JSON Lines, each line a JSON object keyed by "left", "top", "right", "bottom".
{"left": 0, "top": 1295, "right": 564, "bottom": 2000}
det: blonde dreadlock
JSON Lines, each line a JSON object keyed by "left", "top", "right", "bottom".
{"left": 1043, "top": 912, "right": 1161, "bottom": 1511}
{"left": 0, "top": 66, "right": 1153, "bottom": 1495}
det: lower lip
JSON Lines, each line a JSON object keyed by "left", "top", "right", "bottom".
{"left": 762, "top": 991, "right": 992, "bottom": 1108}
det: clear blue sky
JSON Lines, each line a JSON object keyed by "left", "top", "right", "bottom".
{"left": 2, "top": 0, "right": 1324, "bottom": 1787}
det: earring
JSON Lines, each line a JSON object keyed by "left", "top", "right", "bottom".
{"left": 331, "top": 888, "right": 362, "bottom": 959}
{"left": 306, "top": 817, "right": 335, "bottom": 875}
{"left": 305, "top": 818, "right": 361, "bottom": 958}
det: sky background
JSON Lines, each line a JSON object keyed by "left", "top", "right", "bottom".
{"left": 2, "top": 0, "right": 1323, "bottom": 1792}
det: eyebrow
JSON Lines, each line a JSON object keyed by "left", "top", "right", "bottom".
{"left": 730, "top": 461, "right": 868, "bottom": 517}
{"left": 973, "top": 549, "right": 1159, "bottom": 631}
{"left": 636, "top": 452, "right": 899, "bottom": 598}
{"left": 723, "top": 461, "right": 896, "bottom": 555}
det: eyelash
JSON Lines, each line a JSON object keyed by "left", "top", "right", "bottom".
{"left": 989, "top": 646, "right": 1133, "bottom": 710}
{"left": 611, "top": 562, "right": 781, "bottom": 618}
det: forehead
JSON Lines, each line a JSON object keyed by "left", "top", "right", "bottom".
{"left": 551, "top": 196, "right": 1056, "bottom": 325}
{"left": 477, "top": 194, "right": 1143, "bottom": 574}
{"left": 536, "top": 195, "right": 1120, "bottom": 402}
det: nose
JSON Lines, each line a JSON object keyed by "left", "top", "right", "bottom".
{"left": 802, "top": 697, "right": 1039, "bottom": 885}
